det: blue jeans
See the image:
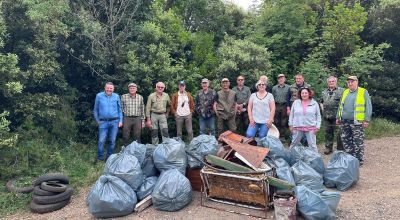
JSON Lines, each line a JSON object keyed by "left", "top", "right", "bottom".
{"left": 246, "top": 123, "right": 269, "bottom": 139}
{"left": 199, "top": 116, "right": 216, "bottom": 136}
{"left": 98, "top": 120, "right": 119, "bottom": 160}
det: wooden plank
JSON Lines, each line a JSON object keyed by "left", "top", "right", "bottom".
{"left": 134, "top": 195, "right": 152, "bottom": 213}
{"left": 206, "top": 155, "right": 253, "bottom": 172}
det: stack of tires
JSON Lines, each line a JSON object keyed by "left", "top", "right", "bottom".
{"left": 30, "top": 173, "right": 73, "bottom": 214}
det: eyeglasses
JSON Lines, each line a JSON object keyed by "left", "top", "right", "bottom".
{"left": 258, "top": 84, "right": 266, "bottom": 86}
{"left": 237, "top": 79, "right": 244, "bottom": 81}
{"left": 157, "top": 86, "right": 165, "bottom": 89}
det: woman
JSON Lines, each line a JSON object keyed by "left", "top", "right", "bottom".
{"left": 288, "top": 87, "right": 321, "bottom": 152}
{"left": 246, "top": 80, "right": 275, "bottom": 139}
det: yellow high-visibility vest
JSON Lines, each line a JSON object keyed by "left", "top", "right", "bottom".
{"left": 338, "top": 87, "right": 366, "bottom": 121}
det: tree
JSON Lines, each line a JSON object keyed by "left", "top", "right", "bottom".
{"left": 216, "top": 36, "right": 271, "bottom": 88}
{"left": 68, "top": 0, "right": 142, "bottom": 80}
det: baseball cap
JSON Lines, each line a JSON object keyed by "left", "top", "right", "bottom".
{"left": 201, "top": 78, "right": 209, "bottom": 83}
{"left": 128, "top": 83, "right": 137, "bottom": 88}
{"left": 347, "top": 76, "right": 358, "bottom": 81}
{"left": 221, "top": 78, "right": 229, "bottom": 82}
{"left": 179, "top": 80, "right": 186, "bottom": 86}
{"left": 277, "top": 74, "right": 285, "bottom": 78}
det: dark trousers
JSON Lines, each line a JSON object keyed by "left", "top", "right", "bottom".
{"left": 217, "top": 116, "right": 236, "bottom": 136}
{"left": 324, "top": 117, "right": 343, "bottom": 150}
{"left": 235, "top": 111, "right": 249, "bottom": 135}
{"left": 122, "top": 116, "right": 142, "bottom": 145}
{"left": 175, "top": 114, "right": 193, "bottom": 142}
{"left": 274, "top": 103, "right": 289, "bottom": 139}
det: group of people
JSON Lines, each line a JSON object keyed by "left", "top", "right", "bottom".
{"left": 93, "top": 73, "right": 372, "bottom": 166}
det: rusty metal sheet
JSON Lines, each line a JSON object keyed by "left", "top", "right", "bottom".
{"left": 221, "top": 137, "right": 269, "bottom": 168}
{"left": 218, "top": 130, "right": 255, "bottom": 144}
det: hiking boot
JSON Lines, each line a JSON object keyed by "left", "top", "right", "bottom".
{"left": 324, "top": 148, "right": 333, "bottom": 155}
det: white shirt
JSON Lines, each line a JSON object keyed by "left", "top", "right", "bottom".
{"left": 177, "top": 92, "right": 190, "bottom": 116}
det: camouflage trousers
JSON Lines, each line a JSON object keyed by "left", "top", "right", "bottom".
{"left": 341, "top": 122, "right": 365, "bottom": 164}
{"left": 324, "top": 118, "right": 343, "bottom": 150}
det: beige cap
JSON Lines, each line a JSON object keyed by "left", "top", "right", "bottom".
{"left": 201, "top": 78, "right": 209, "bottom": 83}
{"left": 347, "top": 76, "right": 358, "bottom": 81}
{"left": 277, "top": 74, "right": 285, "bottom": 78}
{"left": 128, "top": 83, "right": 137, "bottom": 88}
{"left": 221, "top": 78, "right": 229, "bottom": 82}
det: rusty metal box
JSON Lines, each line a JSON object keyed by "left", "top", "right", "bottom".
{"left": 200, "top": 166, "right": 274, "bottom": 210}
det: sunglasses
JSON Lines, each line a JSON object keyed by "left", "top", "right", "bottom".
{"left": 237, "top": 79, "right": 244, "bottom": 81}
{"left": 258, "top": 84, "right": 266, "bottom": 86}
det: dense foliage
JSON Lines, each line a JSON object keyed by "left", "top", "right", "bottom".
{"left": 0, "top": 0, "right": 399, "bottom": 180}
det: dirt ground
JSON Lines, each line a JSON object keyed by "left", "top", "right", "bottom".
{"left": 6, "top": 136, "right": 400, "bottom": 220}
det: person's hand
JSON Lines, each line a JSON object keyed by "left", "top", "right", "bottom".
{"left": 336, "top": 119, "right": 341, "bottom": 125}
{"left": 141, "top": 121, "right": 145, "bottom": 128}
{"left": 118, "top": 122, "right": 123, "bottom": 127}
{"left": 287, "top": 108, "right": 291, "bottom": 115}
{"left": 314, "top": 128, "right": 319, "bottom": 134}
{"left": 266, "top": 119, "right": 273, "bottom": 128}
{"left": 289, "top": 126, "right": 293, "bottom": 132}
{"left": 146, "top": 119, "right": 152, "bottom": 128}
{"left": 249, "top": 119, "right": 256, "bottom": 127}
{"left": 362, "top": 121, "right": 369, "bottom": 128}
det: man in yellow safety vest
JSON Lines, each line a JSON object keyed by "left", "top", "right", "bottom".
{"left": 336, "top": 76, "right": 372, "bottom": 166}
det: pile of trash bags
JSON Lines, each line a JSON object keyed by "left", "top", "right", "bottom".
{"left": 261, "top": 135, "right": 360, "bottom": 219}
{"left": 87, "top": 139, "right": 193, "bottom": 218}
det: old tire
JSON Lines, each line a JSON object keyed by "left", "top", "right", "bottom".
{"left": 33, "top": 173, "right": 69, "bottom": 186}
{"left": 33, "top": 186, "right": 59, "bottom": 196}
{"left": 40, "top": 182, "right": 67, "bottom": 193}
{"left": 5, "top": 180, "right": 34, "bottom": 194}
{"left": 30, "top": 198, "right": 70, "bottom": 214}
{"left": 33, "top": 186, "right": 73, "bottom": 205}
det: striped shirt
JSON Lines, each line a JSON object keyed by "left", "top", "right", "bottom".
{"left": 121, "top": 93, "right": 145, "bottom": 120}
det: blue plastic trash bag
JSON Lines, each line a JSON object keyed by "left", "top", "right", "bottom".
{"left": 104, "top": 153, "right": 144, "bottom": 191}
{"left": 151, "top": 169, "right": 192, "bottom": 211}
{"left": 323, "top": 151, "right": 359, "bottom": 191}
{"left": 137, "top": 176, "right": 158, "bottom": 200}
{"left": 87, "top": 175, "right": 137, "bottom": 218}
{"left": 122, "top": 141, "right": 146, "bottom": 164}
{"left": 187, "top": 135, "right": 218, "bottom": 168}
{"left": 295, "top": 185, "right": 336, "bottom": 220}
{"left": 320, "top": 190, "right": 341, "bottom": 213}
{"left": 153, "top": 138, "right": 188, "bottom": 175}
{"left": 274, "top": 158, "right": 295, "bottom": 188}
{"left": 145, "top": 144, "right": 157, "bottom": 157}
{"left": 291, "top": 161, "right": 324, "bottom": 192}
{"left": 289, "top": 144, "right": 325, "bottom": 174}
{"left": 259, "top": 136, "right": 290, "bottom": 162}
{"left": 141, "top": 156, "right": 159, "bottom": 178}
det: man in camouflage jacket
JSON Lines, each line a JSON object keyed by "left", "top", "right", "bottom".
{"left": 320, "top": 76, "right": 344, "bottom": 154}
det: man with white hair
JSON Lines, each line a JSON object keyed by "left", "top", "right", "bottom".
{"left": 320, "top": 76, "right": 344, "bottom": 154}
{"left": 146, "top": 82, "right": 171, "bottom": 144}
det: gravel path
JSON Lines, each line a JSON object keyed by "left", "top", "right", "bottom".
{"left": 6, "top": 136, "right": 400, "bottom": 220}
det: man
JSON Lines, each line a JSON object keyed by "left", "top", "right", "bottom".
{"left": 288, "top": 73, "right": 310, "bottom": 107}
{"left": 272, "top": 74, "right": 290, "bottom": 141}
{"left": 121, "top": 83, "right": 145, "bottom": 145}
{"left": 336, "top": 76, "right": 372, "bottom": 165}
{"left": 232, "top": 75, "right": 251, "bottom": 133}
{"left": 195, "top": 78, "right": 217, "bottom": 136}
{"left": 93, "top": 82, "right": 123, "bottom": 161}
{"left": 320, "top": 76, "right": 344, "bottom": 154}
{"left": 214, "top": 78, "right": 237, "bottom": 135}
{"left": 146, "top": 82, "right": 171, "bottom": 145}
{"left": 171, "top": 80, "right": 195, "bottom": 142}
